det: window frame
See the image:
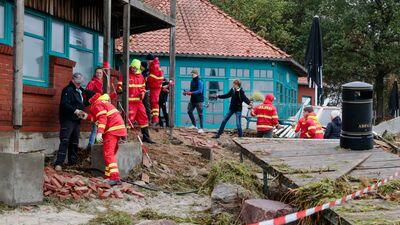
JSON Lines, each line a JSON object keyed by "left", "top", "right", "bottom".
{"left": 0, "top": 1, "right": 12, "bottom": 45}
{"left": 49, "top": 18, "right": 67, "bottom": 58}
{"left": 22, "top": 11, "right": 49, "bottom": 87}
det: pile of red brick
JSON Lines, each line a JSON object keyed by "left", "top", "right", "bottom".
{"left": 44, "top": 167, "right": 144, "bottom": 200}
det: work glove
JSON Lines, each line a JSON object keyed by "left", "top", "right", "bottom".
{"left": 186, "top": 92, "right": 193, "bottom": 96}
{"left": 74, "top": 109, "right": 82, "bottom": 115}
{"left": 96, "top": 133, "right": 103, "bottom": 143}
{"left": 80, "top": 112, "right": 88, "bottom": 120}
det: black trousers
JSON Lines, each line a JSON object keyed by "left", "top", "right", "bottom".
{"left": 159, "top": 102, "right": 169, "bottom": 127}
{"left": 142, "top": 91, "right": 151, "bottom": 122}
{"left": 55, "top": 120, "right": 80, "bottom": 166}
{"left": 187, "top": 102, "right": 204, "bottom": 129}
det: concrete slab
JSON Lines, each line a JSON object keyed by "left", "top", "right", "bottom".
{"left": 91, "top": 142, "right": 142, "bottom": 178}
{"left": 0, "top": 131, "right": 91, "bottom": 154}
{"left": 373, "top": 116, "right": 400, "bottom": 136}
{"left": 0, "top": 152, "right": 44, "bottom": 205}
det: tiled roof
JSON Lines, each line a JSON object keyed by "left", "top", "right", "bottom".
{"left": 116, "top": 0, "right": 292, "bottom": 60}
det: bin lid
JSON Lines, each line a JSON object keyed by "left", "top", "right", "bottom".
{"left": 342, "top": 81, "right": 373, "bottom": 90}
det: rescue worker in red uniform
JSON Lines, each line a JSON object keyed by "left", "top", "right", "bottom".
{"left": 294, "top": 116, "right": 307, "bottom": 138}
{"left": 117, "top": 59, "right": 155, "bottom": 144}
{"left": 302, "top": 106, "right": 324, "bottom": 139}
{"left": 146, "top": 53, "right": 164, "bottom": 125}
{"left": 81, "top": 92, "right": 127, "bottom": 186}
{"left": 251, "top": 94, "right": 279, "bottom": 138}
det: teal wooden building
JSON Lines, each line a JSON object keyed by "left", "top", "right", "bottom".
{"left": 116, "top": 0, "right": 306, "bottom": 129}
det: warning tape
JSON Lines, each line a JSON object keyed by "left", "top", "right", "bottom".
{"left": 249, "top": 170, "right": 400, "bottom": 225}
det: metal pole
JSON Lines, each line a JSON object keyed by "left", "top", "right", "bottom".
{"left": 102, "top": 0, "right": 112, "bottom": 94}
{"left": 122, "top": 1, "right": 130, "bottom": 125}
{"left": 13, "top": 0, "right": 24, "bottom": 153}
{"left": 168, "top": 0, "right": 177, "bottom": 138}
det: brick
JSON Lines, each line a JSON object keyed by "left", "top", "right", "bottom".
{"left": 44, "top": 183, "right": 57, "bottom": 191}
{"left": 72, "top": 192, "right": 80, "bottom": 200}
{"left": 114, "top": 190, "right": 124, "bottom": 199}
{"left": 59, "top": 188, "right": 70, "bottom": 195}
{"left": 99, "top": 190, "right": 112, "bottom": 199}
{"left": 44, "top": 174, "right": 51, "bottom": 183}
{"left": 127, "top": 188, "right": 145, "bottom": 198}
{"left": 74, "top": 186, "right": 89, "bottom": 195}
{"left": 53, "top": 174, "right": 65, "bottom": 185}
{"left": 57, "top": 194, "right": 71, "bottom": 201}
{"left": 75, "top": 180, "right": 86, "bottom": 187}
{"left": 50, "top": 178, "right": 62, "bottom": 189}
{"left": 44, "top": 190, "right": 53, "bottom": 196}
{"left": 96, "top": 182, "right": 111, "bottom": 189}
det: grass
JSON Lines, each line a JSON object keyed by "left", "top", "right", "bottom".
{"left": 378, "top": 179, "right": 400, "bottom": 196}
{"left": 199, "top": 160, "right": 263, "bottom": 196}
{"left": 87, "top": 210, "right": 132, "bottom": 225}
{"left": 0, "top": 202, "right": 15, "bottom": 214}
{"left": 134, "top": 208, "right": 212, "bottom": 224}
{"left": 283, "top": 178, "right": 355, "bottom": 209}
{"left": 273, "top": 163, "right": 334, "bottom": 174}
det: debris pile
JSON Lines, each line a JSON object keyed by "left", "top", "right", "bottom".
{"left": 174, "top": 128, "right": 222, "bottom": 149}
{"left": 43, "top": 167, "right": 144, "bottom": 200}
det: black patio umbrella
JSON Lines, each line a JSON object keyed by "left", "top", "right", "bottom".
{"left": 305, "top": 16, "right": 323, "bottom": 105}
{"left": 389, "top": 80, "right": 399, "bottom": 117}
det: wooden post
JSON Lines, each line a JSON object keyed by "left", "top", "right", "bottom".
{"left": 263, "top": 168, "right": 269, "bottom": 195}
{"left": 102, "top": 0, "right": 111, "bottom": 94}
{"left": 13, "top": 0, "right": 24, "bottom": 153}
{"left": 168, "top": 0, "right": 177, "bottom": 138}
{"left": 122, "top": 1, "right": 130, "bottom": 125}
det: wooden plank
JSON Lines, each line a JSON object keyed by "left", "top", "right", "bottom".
{"left": 102, "top": 0, "right": 111, "bottom": 93}
{"left": 121, "top": 0, "right": 130, "bottom": 125}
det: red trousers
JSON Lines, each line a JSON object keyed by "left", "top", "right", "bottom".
{"left": 149, "top": 87, "right": 161, "bottom": 123}
{"left": 129, "top": 101, "right": 149, "bottom": 128}
{"left": 103, "top": 134, "right": 120, "bottom": 181}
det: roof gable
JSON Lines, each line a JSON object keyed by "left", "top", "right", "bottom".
{"left": 116, "top": 0, "right": 292, "bottom": 59}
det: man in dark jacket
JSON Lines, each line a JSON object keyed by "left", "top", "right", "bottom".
{"left": 324, "top": 110, "right": 342, "bottom": 139}
{"left": 184, "top": 70, "right": 204, "bottom": 133}
{"left": 55, "top": 73, "right": 87, "bottom": 171}
{"left": 141, "top": 61, "right": 152, "bottom": 122}
{"left": 159, "top": 78, "right": 171, "bottom": 127}
{"left": 213, "top": 80, "right": 252, "bottom": 138}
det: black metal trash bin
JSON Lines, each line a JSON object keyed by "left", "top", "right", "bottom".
{"left": 340, "top": 82, "right": 374, "bottom": 150}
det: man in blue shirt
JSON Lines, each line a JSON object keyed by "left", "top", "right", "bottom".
{"left": 183, "top": 70, "right": 205, "bottom": 133}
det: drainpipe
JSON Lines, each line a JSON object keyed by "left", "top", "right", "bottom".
{"left": 168, "top": 0, "right": 177, "bottom": 138}
{"left": 103, "top": 0, "right": 111, "bottom": 94}
{"left": 12, "top": 0, "right": 24, "bottom": 153}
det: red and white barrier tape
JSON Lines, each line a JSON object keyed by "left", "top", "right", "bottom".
{"left": 249, "top": 170, "right": 400, "bottom": 225}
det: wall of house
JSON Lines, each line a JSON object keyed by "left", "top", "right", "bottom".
{"left": 298, "top": 84, "right": 315, "bottom": 106}
{"left": 123, "top": 55, "right": 300, "bottom": 128}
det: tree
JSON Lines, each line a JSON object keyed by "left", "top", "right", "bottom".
{"left": 211, "top": 0, "right": 400, "bottom": 120}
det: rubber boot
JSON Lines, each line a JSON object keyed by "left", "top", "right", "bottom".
{"left": 141, "top": 127, "right": 156, "bottom": 144}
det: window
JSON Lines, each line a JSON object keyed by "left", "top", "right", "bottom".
{"left": 23, "top": 13, "right": 47, "bottom": 87}
{"left": 69, "top": 27, "right": 93, "bottom": 49}
{"left": 205, "top": 68, "right": 225, "bottom": 77}
{"left": 253, "top": 80, "right": 274, "bottom": 93}
{"left": 51, "top": 21, "right": 65, "bottom": 54}
{"left": 69, "top": 48, "right": 93, "bottom": 85}
{"left": 230, "top": 68, "right": 249, "bottom": 78}
{"left": 161, "top": 66, "right": 169, "bottom": 78}
{"left": 98, "top": 35, "right": 103, "bottom": 63}
{"left": 0, "top": 4, "right": 4, "bottom": 39}
{"left": 69, "top": 27, "right": 95, "bottom": 86}
{"left": 179, "top": 67, "right": 200, "bottom": 76}
{"left": 254, "top": 69, "right": 273, "bottom": 79}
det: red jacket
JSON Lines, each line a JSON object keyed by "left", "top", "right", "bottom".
{"left": 87, "top": 93, "right": 127, "bottom": 137}
{"left": 295, "top": 117, "right": 307, "bottom": 138}
{"left": 303, "top": 112, "right": 324, "bottom": 139}
{"left": 117, "top": 72, "right": 146, "bottom": 102}
{"left": 147, "top": 57, "right": 164, "bottom": 89}
{"left": 86, "top": 77, "right": 103, "bottom": 94}
{"left": 251, "top": 94, "right": 279, "bottom": 132}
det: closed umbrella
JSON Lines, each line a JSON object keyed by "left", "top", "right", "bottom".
{"left": 305, "top": 16, "right": 323, "bottom": 105}
{"left": 389, "top": 80, "right": 399, "bottom": 117}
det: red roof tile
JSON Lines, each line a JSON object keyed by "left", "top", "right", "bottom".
{"left": 116, "top": 0, "right": 293, "bottom": 60}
